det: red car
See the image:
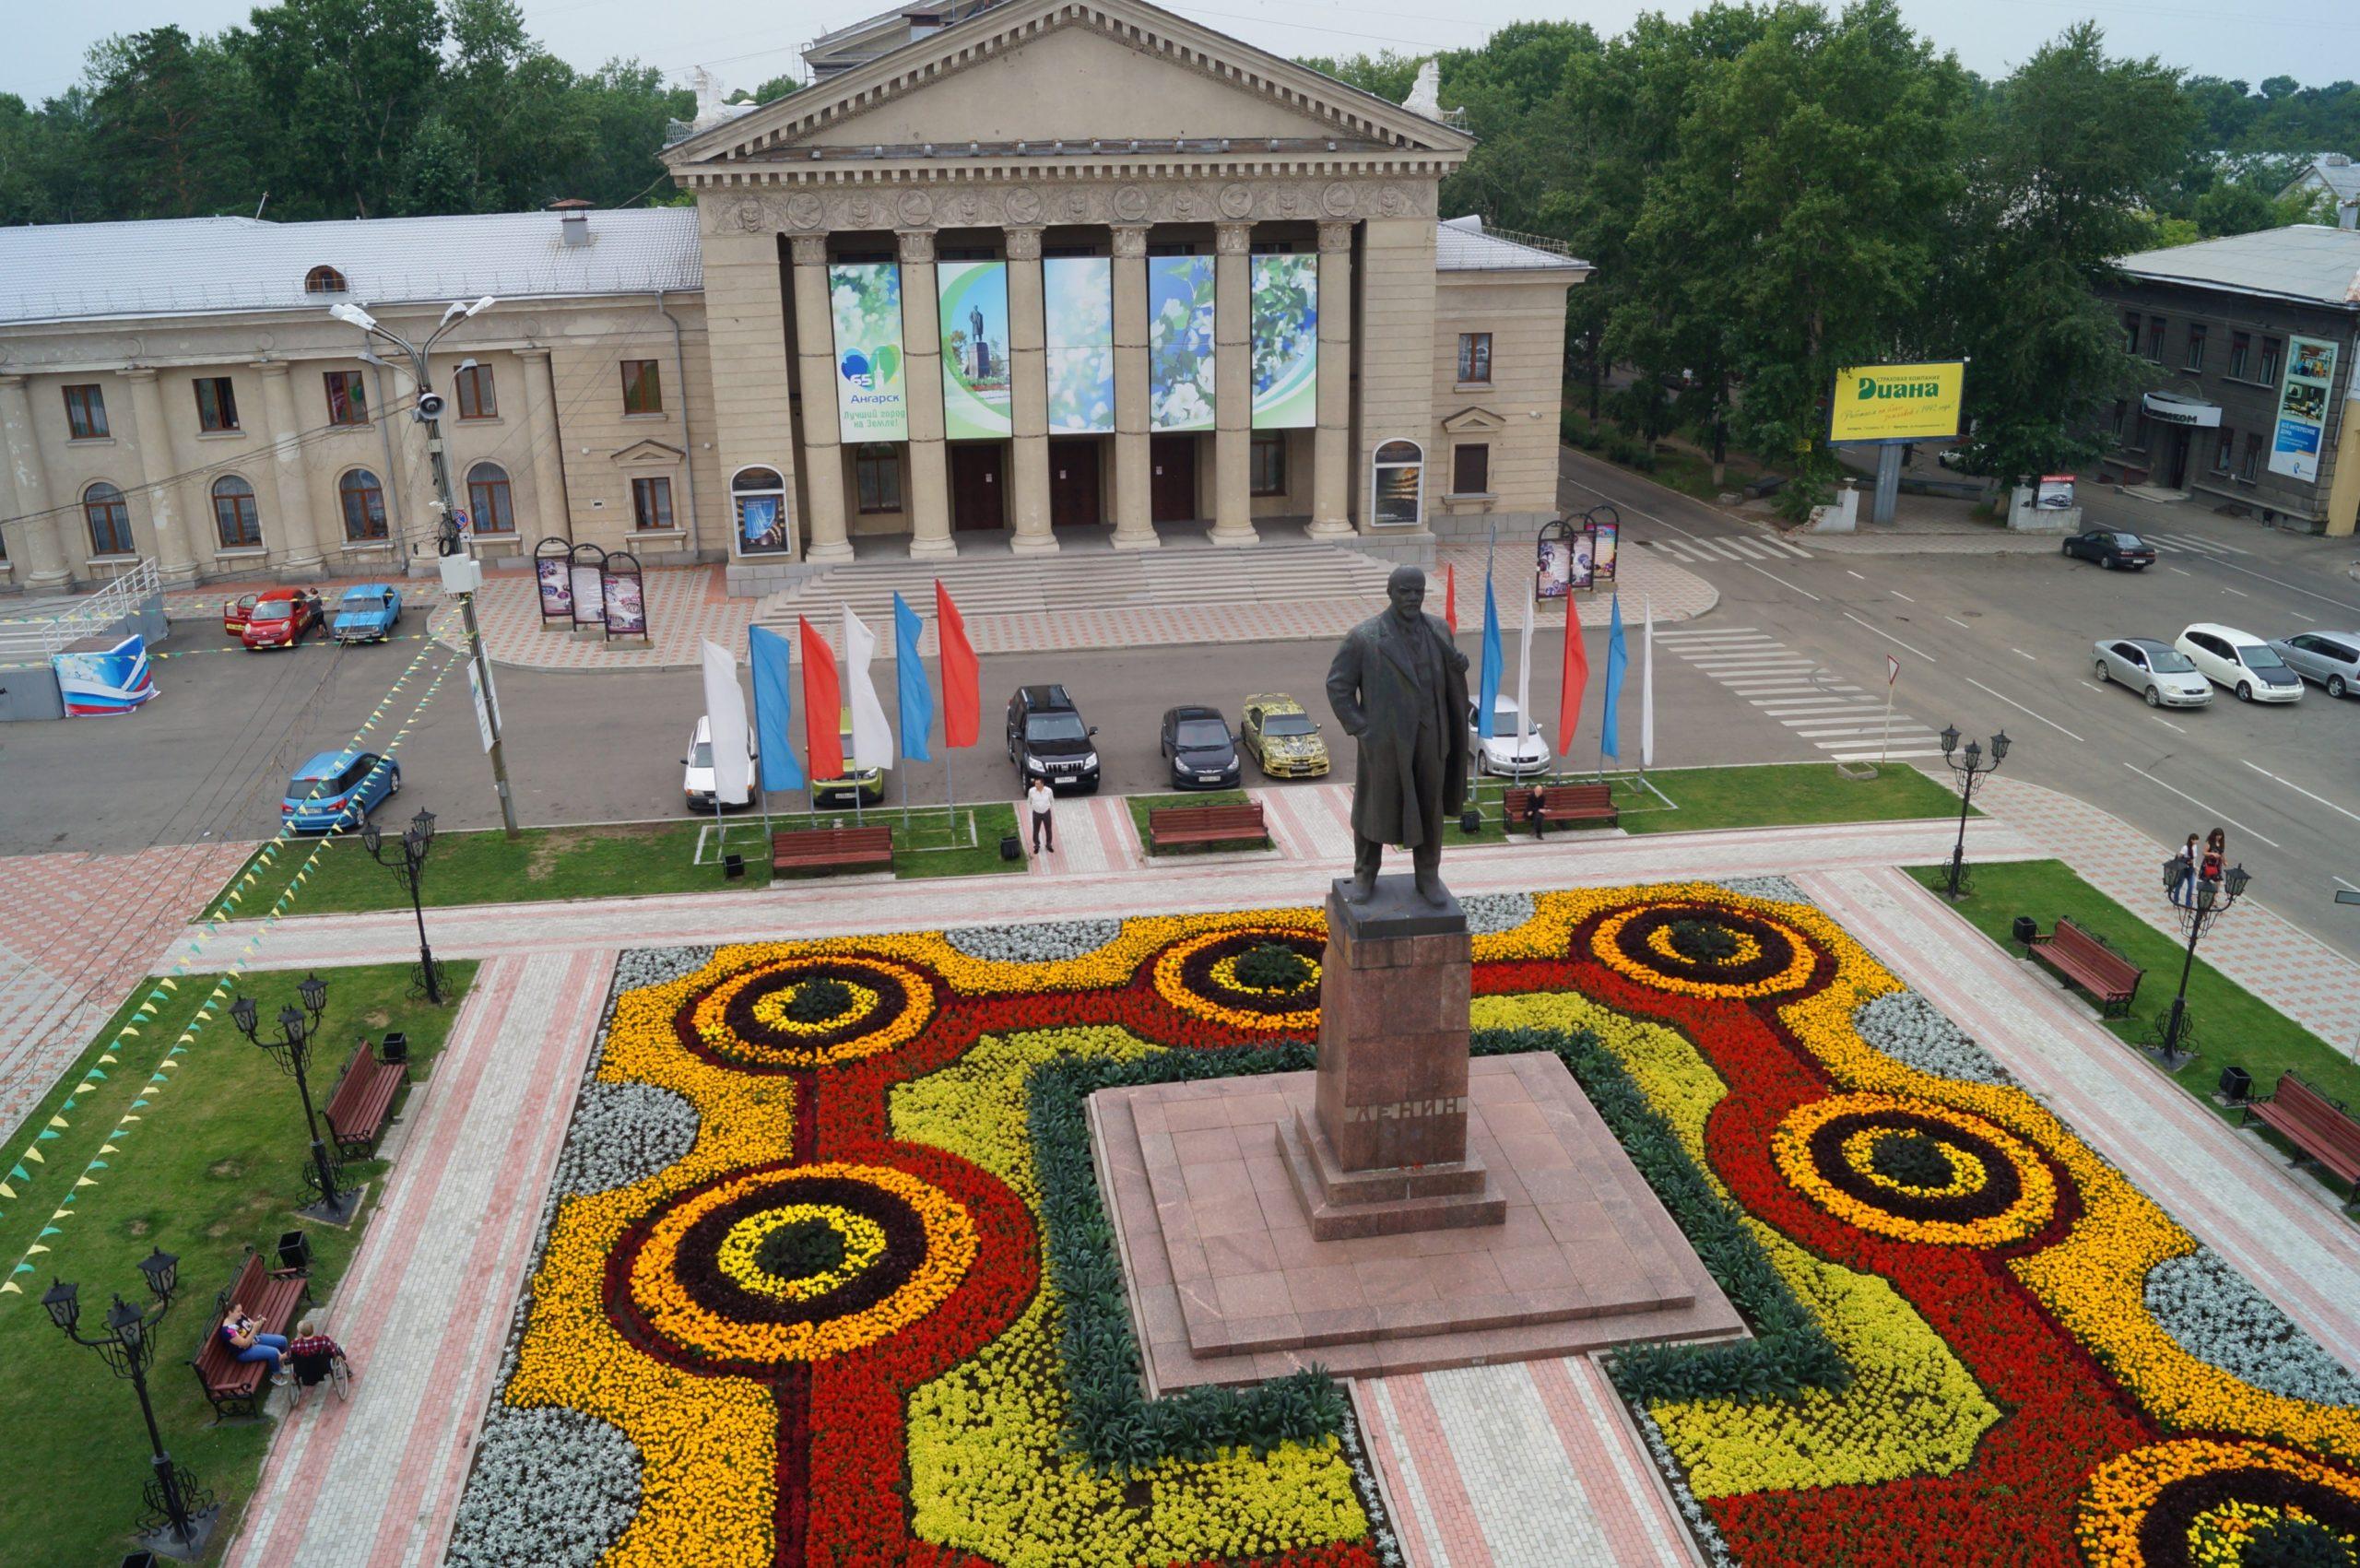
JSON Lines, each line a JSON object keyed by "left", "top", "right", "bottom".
{"left": 222, "top": 592, "right": 261, "bottom": 636}
{"left": 242, "top": 589, "right": 323, "bottom": 650}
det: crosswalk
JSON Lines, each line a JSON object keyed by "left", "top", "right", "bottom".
{"left": 2141, "top": 529, "right": 2251, "bottom": 559}
{"left": 1652, "top": 625, "right": 1949, "bottom": 762}
{"left": 1641, "top": 533, "right": 1814, "bottom": 565}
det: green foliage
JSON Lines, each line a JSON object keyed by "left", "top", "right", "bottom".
{"left": 1868, "top": 1130, "right": 1953, "bottom": 1190}
{"left": 1233, "top": 943, "right": 1313, "bottom": 993}
{"left": 785, "top": 976, "right": 855, "bottom": 1023}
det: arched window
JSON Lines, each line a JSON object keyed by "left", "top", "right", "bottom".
{"left": 338, "top": 469, "right": 388, "bottom": 542}
{"left": 466, "top": 461, "right": 515, "bottom": 535}
{"left": 304, "top": 265, "right": 348, "bottom": 295}
{"left": 732, "top": 466, "right": 790, "bottom": 556}
{"left": 84, "top": 481, "right": 134, "bottom": 556}
{"left": 211, "top": 475, "right": 261, "bottom": 548}
{"left": 1370, "top": 440, "right": 1424, "bottom": 528}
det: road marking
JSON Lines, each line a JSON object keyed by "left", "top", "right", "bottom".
{"left": 1847, "top": 570, "right": 1867, "bottom": 580}
{"left": 1890, "top": 590, "right": 1916, "bottom": 603}
{"left": 2011, "top": 648, "right": 2036, "bottom": 662}
{"left": 2220, "top": 584, "right": 2248, "bottom": 598}
{"left": 1754, "top": 700, "right": 1877, "bottom": 711}
{"left": 2165, "top": 565, "right": 2192, "bottom": 577}
{"left": 1841, "top": 611, "right": 1934, "bottom": 662}
{"left": 2207, "top": 555, "right": 2360, "bottom": 615}
{"left": 2122, "top": 762, "right": 2283, "bottom": 849}
{"left": 2240, "top": 760, "right": 2360, "bottom": 828}
{"left": 2152, "top": 715, "right": 2187, "bottom": 733}
{"left": 1744, "top": 563, "right": 1822, "bottom": 601}
{"left": 1654, "top": 626, "right": 1760, "bottom": 640}
{"left": 2336, "top": 876, "right": 2360, "bottom": 893}
{"left": 1826, "top": 748, "right": 1948, "bottom": 761}
{"left": 1963, "top": 676, "right": 2085, "bottom": 741}
{"left": 2290, "top": 610, "right": 2317, "bottom": 623}
{"left": 1944, "top": 616, "right": 1972, "bottom": 630}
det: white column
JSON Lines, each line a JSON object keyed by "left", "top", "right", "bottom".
{"left": 789, "top": 235, "right": 853, "bottom": 563}
{"left": 897, "top": 230, "right": 956, "bottom": 560}
{"left": 1308, "top": 221, "right": 1356, "bottom": 540}
{"left": 1005, "top": 227, "right": 1056, "bottom": 555}
{"left": 513, "top": 347, "right": 572, "bottom": 542}
{"left": 1210, "top": 223, "right": 1257, "bottom": 545}
{"left": 254, "top": 361, "right": 325, "bottom": 575}
{"left": 0, "top": 373, "right": 74, "bottom": 589}
{"left": 1109, "top": 226, "right": 1157, "bottom": 550}
{"left": 120, "top": 368, "right": 198, "bottom": 585}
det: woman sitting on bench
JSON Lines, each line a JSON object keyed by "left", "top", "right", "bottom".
{"left": 222, "top": 1303, "right": 293, "bottom": 1386}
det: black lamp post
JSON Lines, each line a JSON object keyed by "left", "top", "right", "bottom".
{"left": 231, "top": 978, "right": 355, "bottom": 1222}
{"left": 2154, "top": 861, "right": 2250, "bottom": 1070}
{"left": 42, "top": 1250, "right": 219, "bottom": 1561}
{"left": 363, "top": 808, "right": 442, "bottom": 1004}
{"left": 1938, "top": 724, "right": 2010, "bottom": 899}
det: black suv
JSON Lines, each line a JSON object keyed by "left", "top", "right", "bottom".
{"left": 1007, "top": 684, "right": 1101, "bottom": 793}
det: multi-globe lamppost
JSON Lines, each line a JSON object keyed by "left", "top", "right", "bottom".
{"left": 362, "top": 808, "right": 443, "bottom": 1005}
{"left": 2154, "top": 859, "right": 2251, "bottom": 1070}
{"left": 1938, "top": 724, "right": 2010, "bottom": 899}
{"left": 230, "top": 974, "right": 357, "bottom": 1222}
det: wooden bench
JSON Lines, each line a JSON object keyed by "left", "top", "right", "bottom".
{"left": 1145, "top": 800, "right": 1269, "bottom": 853}
{"left": 771, "top": 825, "right": 894, "bottom": 876}
{"left": 1501, "top": 782, "right": 1620, "bottom": 835}
{"left": 2027, "top": 916, "right": 2144, "bottom": 1016}
{"left": 324, "top": 1041, "right": 407, "bottom": 1158}
{"left": 188, "top": 1245, "right": 311, "bottom": 1420}
{"left": 2244, "top": 1071, "right": 2360, "bottom": 1211}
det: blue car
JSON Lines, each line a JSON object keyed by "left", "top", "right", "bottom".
{"left": 282, "top": 749, "right": 401, "bottom": 831}
{"left": 331, "top": 584, "right": 402, "bottom": 644}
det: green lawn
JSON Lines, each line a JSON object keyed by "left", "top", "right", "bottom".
{"left": 1620, "top": 761, "right": 1964, "bottom": 835}
{"left": 0, "top": 961, "right": 474, "bottom": 1566}
{"left": 1127, "top": 789, "right": 1272, "bottom": 854}
{"left": 770, "top": 802, "right": 1021, "bottom": 879}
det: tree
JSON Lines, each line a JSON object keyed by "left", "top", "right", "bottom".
{"left": 230, "top": 0, "right": 447, "bottom": 218}
{"left": 83, "top": 28, "right": 259, "bottom": 218}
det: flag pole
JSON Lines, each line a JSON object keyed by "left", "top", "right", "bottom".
{"left": 749, "top": 643, "right": 773, "bottom": 851}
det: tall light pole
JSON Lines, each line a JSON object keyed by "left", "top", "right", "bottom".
{"left": 327, "top": 298, "right": 520, "bottom": 840}
{"left": 230, "top": 977, "right": 356, "bottom": 1222}
{"left": 1937, "top": 723, "right": 2009, "bottom": 900}
{"left": 2154, "top": 861, "right": 2250, "bottom": 1070}
{"left": 363, "top": 808, "right": 443, "bottom": 1004}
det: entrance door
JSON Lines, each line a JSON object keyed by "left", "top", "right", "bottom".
{"left": 1150, "top": 434, "right": 1197, "bottom": 523}
{"left": 950, "top": 443, "right": 1005, "bottom": 532}
{"left": 1049, "top": 438, "right": 1103, "bottom": 527}
{"left": 2166, "top": 429, "right": 2191, "bottom": 489}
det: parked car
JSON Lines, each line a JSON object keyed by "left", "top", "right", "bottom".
{"left": 2270, "top": 631, "right": 2360, "bottom": 699}
{"left": 1240, "top": 692, "right": 1330, "bottom": 778}
{"left": 281, "top": 749, "right": 399, "bottom": 831}
{"left": 222, "top": 592, "right": 261, "bottom": 636}
{"left": 1160, "top": 705, "right": 1242, "bottom": 789}
{"left": 241, "top": 589, "right": 322, "bottom": 651}
{"left": 1467, "top": 696, "right": 1553, "bottom": 777}
{"left": 2092, "top": 639, "right": 2213, "bottom": 708}
{"left": 329, "top": 583, "right": 402, "bottom": 644}
{"left": 2174, "top": 623, "right": 2304, "bottom": 703}
{"left": 812, "top": 714, "right": 886, "bottom": 808}
{"left": 682, "top": 715, "right": 759, "bottom": 812}
{"left": 1006, "top": 684, "right": 1099, "bottom": 792}
{"left": 2060, "top": 529, "right": 2156, "bottom": 571}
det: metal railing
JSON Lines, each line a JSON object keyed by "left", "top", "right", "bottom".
{"left": 0, "top": 558, "right": 160, "bottom": 663}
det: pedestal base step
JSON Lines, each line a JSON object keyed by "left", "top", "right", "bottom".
{"left": 1279, "top": 1104, "right": 1504, "bottom": 1240}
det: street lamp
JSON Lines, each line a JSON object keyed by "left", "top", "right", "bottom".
{"left": 1938, "top": 724, "right": 2009, "bottom": 899}
{"left": 326, "top": 295, "right": 518, "bottom": 840}
{"left": 42, "top": 1251, "right": 220, "bottom": 1561}
{"left": 230, "top": 979, "right": 357, "bottom": 1222}
{"left": 362, "top": 808, "right": 443, "bottom": 1004}
{"left": 2153, "top": 861, "right": 2251, "bottom": 1070}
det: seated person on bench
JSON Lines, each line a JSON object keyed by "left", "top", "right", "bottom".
{"left": 222, "top": 1303, "right": 293, "bottom": 1386}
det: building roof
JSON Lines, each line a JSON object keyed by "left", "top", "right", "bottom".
{"left": 2283, "top": 153, "right": 2360, "bottom": 205}
{"left": 0, "top": 207, "right": 704, "bottom": 328}
{"left": 1434, "top": 215, "right": 1592, "bottom": 275}
{"left": 2111, "top": 224, "right": 2360, "bottom": 310}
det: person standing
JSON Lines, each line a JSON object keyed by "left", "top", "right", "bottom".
{"left": 2200, "top": 827, "right": 2226, "bottom": 890}
{"left": 2168, "top": 833, "right": 2199, "bottom": 907}
{"left": 1027, "top": 777, "right": 1056, "bottom": 854}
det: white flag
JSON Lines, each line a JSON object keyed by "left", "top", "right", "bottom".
{"left": 1641, "top": 597, "right": 1655, "bottom": 769}
{"left": 842, "top": 605, "right": 895, "bottom": 769}
{"left": 1516, "top": 582, "right": 1535, "bottom": 744}
{"left": 699, "top": 639, "right": 752, "bottom": 805}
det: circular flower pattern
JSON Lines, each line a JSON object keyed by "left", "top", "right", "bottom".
{"left": 1593, "top": 902, "right": 1818, "bottom": 998}
{"left": 680, "top": 954, "right": 936, "bottom": 1070}
{"left": 714, "top": 1204, "right": 889, "bottom": 1302}
{"left": 1774, "top": 1092, "right": 2059, "bottom": 1247}
{"left": 2081, "top": 1440, "right": 2360, "bottom": 1567}
{"left": 1152, "top": 925, "right": 1325, "bottom": 1030}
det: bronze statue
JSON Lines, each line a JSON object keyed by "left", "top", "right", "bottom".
{"left": 1326, "top": 564, "right": 1471, "bottom": 906}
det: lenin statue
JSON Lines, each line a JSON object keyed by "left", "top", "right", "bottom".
{"left": 1326, "top": 565, "right": 1471, "bottom": 906}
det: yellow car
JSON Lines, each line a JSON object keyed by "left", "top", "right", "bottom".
{"left": 1240, "top": 693, "right": 1330, "bottom": 778}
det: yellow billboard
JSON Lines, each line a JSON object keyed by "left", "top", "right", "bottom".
{"left": 1828, "top": 360, "right": 1965, "bottom": 444}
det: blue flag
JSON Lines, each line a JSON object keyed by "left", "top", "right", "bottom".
{"left": 1599, "top": 595, "right": 1629, "bottom": 760}
{"left": 891, "top": 592, "right": 934, "bottom": 764}
{"left": 1477, "top": 560, "right": 1504, "bottom": 739}
{"left": 748, "top": 625, "right": 806, "bottom": 792}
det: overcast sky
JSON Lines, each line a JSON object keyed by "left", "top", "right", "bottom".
{"left": 6, "top": 0, "right": 2348, "bottom": 107}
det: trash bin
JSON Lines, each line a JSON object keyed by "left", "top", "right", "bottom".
{"left": 379, "top": 1031, "right": 408, "bottom": 1065}
{"left": 277, "top": 1230, "right": 313, "bottom": 1273}
{"left": 999, "top": 833, "right": 1022, "bottom": 862}
{"left": 2011, "top": 916, "right": 2039, "bottom": 953}
{"left": 120, "top": 1552, "right": 160, "bottom": 1568}
{"left": 723, "top": 853, "right": 746, "bottom": 880}
{"left": 2218, "top": 1065, "right": 2252, "bottom": 1104}
{"left": 1459, "top": 808, "right": 1482, "bottom": 835}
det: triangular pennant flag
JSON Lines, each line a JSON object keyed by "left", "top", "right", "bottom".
{"left": 24, "top": 1147, "right": 44, "bottom": 1162}
{"left": 2, "top": 1279, "right": 22, "bottom": 1293}
{"left": 7, "top": 1165, "right": 26, "bottom": 1182}
{"left": 0, "top": 1184, "right": 14, "bottom": 1200}
{"left": 25, "top": 1244, "right": 48, "bottom": 1256}
{"left": 47, "top": 1116, "right": 67, "bottom": 1129}
{"left": 37, "top": 1227, "right": 59, "bottom": 1238}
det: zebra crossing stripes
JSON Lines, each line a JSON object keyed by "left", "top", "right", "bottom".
{"left": 1654, "top": 625, "right": 1947, "bottom": 760}
{"left": 2142, "top": 530, "right": 2251, "bottom": 558}
{"left": 1643, "top": 534, "right": 1814, "bottom": 565}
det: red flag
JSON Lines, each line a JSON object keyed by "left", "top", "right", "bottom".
{"left": 1557, "top": 602, "right": 1590, "bottom": 756}
{"left": 798, "top": 616, "right": 844, "bottom": 781}
{"left": 935, "top": 579, "right": 980, "bottom": 749}
{"left": 1444, "top": 562, "right": 1458, "bottom": 637}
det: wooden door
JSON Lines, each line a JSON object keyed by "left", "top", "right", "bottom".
{"left": 1049, "top": 438, "right": 1103, "bottom": 527}
{"left": 950, "top": 443, "right": 1006, "bottom": 532}
{"left": 1150, "top": 434, "right": 1197, "bottom": 523}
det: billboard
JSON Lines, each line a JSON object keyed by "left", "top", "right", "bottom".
{"left": 829, "top": 263, "right": 908, "bottom": 442}
{"left": 938, "top": 260, "right": 1011, "bottom": 442}
{"left": 1044, "top": 257, "right": 1115, "bottom": 435}
{"left": 1827, "top": 360, "right": 1966, "bottom": 444}
{"left": 1149, "top": 254, "right": 1217, "bottom": 432}
{"left": 53, "top": 635, "right": 157, "bottom": 717}
{"left": 1250, "top": 254, "right": 1318, "bottom": 430}
{"left": 2268, "top": 336, "right": 2340, "bottom": 482}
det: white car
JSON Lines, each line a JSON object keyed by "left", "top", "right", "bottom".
{"left": 2173, "top": 623, "right": 2305, "bottom": 704}
{"left": 682, "top": 715, "right": 759, "bottom": 811}
{"left": 1467, "top": 696, "right": 1553, "bottom": 778}
{"left": 2092, "top": 639, "right": 2213, "bottom": 708}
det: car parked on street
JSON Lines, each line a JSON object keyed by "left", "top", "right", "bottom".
{"left": 1467, "top": 696, "right": 1553, "bottom": 777}
{"left": 1160, "top": 705, "right": 1242, "bottom": 789}
{"left": 329, "top": 584, "right": 402, "bottom": 644}
{"left": 1240, "top": 693, "right": 1330, "bottom": 778}
{"left": 2060, "top": 529, "right": 2157, "bottom": 571}
{"left": 281, "top": 749, "right": 399, "bottom": 831}
{"left": 1006, "top": 684, "right": 1099, "bottom": 792}
{"left": 2174, "top": 623, "right": 2304, "bottom": 703}
{"left": 812, "top": 714, "right": 886, "bottom": 809}
{"left": 2092, "top": 639, "right": 2213, "bottom": 708}
{"left": 682, "top": 715, "right": 759, "bottom": 812}
{"left": 2269, "top": 631, "right": 2360, "bottom": 699}
{"left": 241, "top": 589, "right": 321, "bottom": 650}
{"left": 222, "top": 592, "right": 261, "bottom": 636}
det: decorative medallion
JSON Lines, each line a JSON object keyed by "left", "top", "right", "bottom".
{"left": 1004, "top": 186, "right": 1042, "bottom": 226}
{"left": 1773, "top": 1092, "right": 2061, "bottom": 1248}
{"left": 1377, "top": 184, "right": 1409, "bottom": 217}
{"left": 1058, "top": 189, "right": 1092, "bottom": 221}
{"left": 785, "top": 193, "right": 824, "bottom": 230}
{"left": 846, "top": 195, "right": 879, "bottom": 229}
{"left": 1114, "top": 183, "right": 1151, "bottom": 221}
{"left": 734, "top": 197, "right": 767, "bottom": 233}
{"left": 1322, "top": 182, "right": 1357, "bottom": 217}
{"left": 896, "top": 190, "right": 935, "bottom": 228}
{"left": 2078, "top": 1440, "right": 2360, "bottom": 1568}
{"left": 1151, "top": 925, "right": 1326, "bottom": 1031}
{"left": 678, "top": 954, "right": 938, "bottom": 1071}
{"left": 1590, "top": 902, "right": 1818, "bottom": 999}
{"left": 1217, "top": 182, "right": 1253, "bottom": 219}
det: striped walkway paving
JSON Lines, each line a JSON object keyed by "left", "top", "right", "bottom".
{"left": 1640, "top": 532, "right": 1813, "bottom": 565}
{"left": 1650, "top": 624, "right": 1944, "bottom": 762}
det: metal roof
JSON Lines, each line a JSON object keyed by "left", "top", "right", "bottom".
{"left": 0, "top": 208, "right": 704, "bottom": 328}
{"left": 2283, "top": 154, "right": 2360, "bottom": 205}
{"left": 2111, "top": 224, "right": 2360, "bottom": 309}
{"left": 1434, "top": 216, "right": 1591, "bottom": 275}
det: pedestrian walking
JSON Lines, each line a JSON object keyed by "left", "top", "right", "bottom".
{"left": 2167, "top": 833, "right": 2199, "bottom": 907}
{"left": 2201, "top": 827, "right": 2226, "bottom": 890}
{"left": 1027, "top": 778, "right": 1056, "bottom": 854}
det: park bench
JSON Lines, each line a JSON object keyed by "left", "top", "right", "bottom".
{"left": 188, "top": 1245, "right": 311, "bottom": 1420}
{"left": 324, "top": 1040, "right": 407, "bottom": 1158}
{"left": 772, "top": 825, "right": 895, "bottom": 877}
{"left": 2027, "top": 916, "right": 2144, "bottom": 1017}
{"left": 2243, "top": 1071, "right": 2360, "bottom": 1212}
{"left": 1145, "top": 800, "right": 1268, "bottom": 853}
{"left": 1500, "top": 782, "right": 1620, "bottom": 835}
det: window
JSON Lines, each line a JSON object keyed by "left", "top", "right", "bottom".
{"left": 1457, "top": 333, "right": 1493, "bottom": 384}
{"left": 621, "top": 360, "right": 663, "bottom": 415}
{"left": 1250, "top": 431, "right": 1287, "bottom": 496}
{"left": 1371, "top": 439, "right": 1423, "bottom": 527}
{"left": 2239, "top": 434, "right": 2262, "bottom": 482}
{"left": 84, "top": 481, "right": 133, "bottom": 555}
{"left": 734, "top": 466, "right": 790, "bottom": 554}
{"left": 2183, "top": 324, "right": 2206, "bottom": 372}
{"left": 2228, "top": 333, "right": 2251, "bottom": 379}
{"left": 1451, "top": 442, "right": 1492, "bottom": 495}
{"left": 631, "top": 476, "right": 675, "bottom": 530}
{"left": 2110, "top": 400, "right": 2128, "bottom": 439}
{"left": 855, "top": 444, "right": 903, "bottom": 513}
{"left": 194, "top": 375, "right": 239, "bottom": 432}
{"left": 2212, "top": 429, "right": 2234, "bottom": 474}
{"left": 338, "top": 469, "right": 388, "bottom": 540}
{"left": 466, "top": 462, "right": 514, "bottom": 534}
{"left": 2145, "top": 316, "right": 2166, "bottom": 362}
{"left": 454, "top": 363, "right": 497, "bottom": 420}
{"left": 2260, "top": 337, "right": 2282, "bottom": 384}
{"left": 303, "top": 265, "right": 348, "bottom": 295}
{"left": 324, "top": 371, "right": 368, "bottom": 427}
{"left": 2122, "top": 312, "right": 2142, "bottom": 353}
{"left": 63, "top": 384, "right": 109, "bottom": 440}
{"left": 210, "top": 476, "right": 260, "bottom": 547}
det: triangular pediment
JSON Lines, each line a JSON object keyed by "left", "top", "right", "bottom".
{"left": 611, "top": 439, "right": 686, "bottom": 466}
{"left": 1441, "top": 406, "right": 1506, "bottom": 434}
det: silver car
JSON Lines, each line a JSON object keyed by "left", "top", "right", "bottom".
{"left": 2093, "top": 638, "right": 2213, "bottom": 708}
{"left": 2269, "top": 631, "right": 2360, "bottom": 699}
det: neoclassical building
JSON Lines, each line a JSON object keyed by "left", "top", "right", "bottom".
{"left": 0, "top": 0, "right": 1587, "bottom": 595}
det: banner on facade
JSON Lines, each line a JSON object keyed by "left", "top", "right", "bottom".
{"left": 53, "top": 635, "right": 157, "bottom": 717}
{"left": 938, "top": 260, "right": 1011, "bottom": 442}
{"left": 1044, "top": 257, "right": 1115, "bottom": 435}
{"left": 1250, "top": 254, "right": 1317, "bottom": 430}
{"left": 1149, "top": 255, "right": 1216, "bottom": 432}
{"left": 829, "top": 263, "right": 908, "bottom": 442}
{"left": 1827, "top": 360, "right": 1966, "bottom": 444}
{"left": 2268, "top": 336, "right": 2339, "bottom": 482}
{"left": 534, "top": 538, "right": 572, "bottom": 623}
{"left": 2036, "top": 475, "right": 2076, "bottom": 511}
{"left": 568, "top": 542, "right": 607, "bottom": 631}
{"left": 602, "top": 551, "right": 648, "bottom": 641}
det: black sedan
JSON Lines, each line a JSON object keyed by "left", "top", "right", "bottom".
{"left": 2060, "top": 529, "right": 2156, "bottom": 571}
{"left": 1160, "top": 705, "right": 1242, "bottom": 789}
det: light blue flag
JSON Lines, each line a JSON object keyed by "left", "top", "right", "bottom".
{"left": 1477, "top": 560, "right": 1504, "bottom": 739}
{"left": 748, "top": 626, "right": 806, "bottom": 792}
{"left": 891, "top": 592, "right": 934, "bottom": 764}
{"left": 1599, "top": 595, "right": 1629, "bottom": 760}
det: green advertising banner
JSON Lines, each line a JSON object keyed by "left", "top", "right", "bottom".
{"left": 1250, "top": 254, "right": 1318, "bottom": 430}
{"left": 829, "top": 263, "right": 907, "bottom": 443}
{"left": 1044, "top": 256, "right": 1115, "bottom": 435}
{"left": 938, "top": 260, "right": 1011, "bottom": 442}
{"left": 1149, "top": 254, "right": 1216, "bottom": 433}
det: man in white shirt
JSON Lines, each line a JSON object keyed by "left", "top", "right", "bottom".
{"left": 1027, "top": 778, "right": 1056, "bottom": 854}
